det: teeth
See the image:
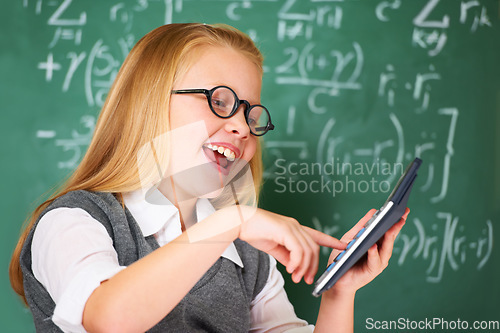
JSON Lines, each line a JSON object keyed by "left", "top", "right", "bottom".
{"left": 223, "top": 148, "right": 236, "bottom": 162}
{"left": 204, "top": 144, "right": 236, "bottom": 162}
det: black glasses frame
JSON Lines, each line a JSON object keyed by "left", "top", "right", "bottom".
{"left": 171, "top": 85, "right": 275, "bottom": 136}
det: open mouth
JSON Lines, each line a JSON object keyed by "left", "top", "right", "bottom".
{"left": 202, "top": 143, "right": 237, "bottom": 175}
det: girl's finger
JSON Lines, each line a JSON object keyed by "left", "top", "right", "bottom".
{"left": 373, "top": 207, "right": 409, "bottom": 263}
{"left": 378, "top": 218, "right": 405, "bottom": 264}
{"left": 302, "top": 226, "right": 346, "bottom": 250}
{"left": 402, "top": 207, "right": 410, "bottom": 220}
{"left": 282, "top": 230, "right": 305, "bottom": 276}
{"left": 288, "top": 225, "right": 312, "bottom": 283}
{"left": 297, "top": 227, "right": 320, "bottom": 284}
{"left": 342, "top": 209, "right": 377, "bottom": 241}
{"left": 366, "top": 243, "right": 383, "bottom": 273}
{"left": 270, "top": 245, "right": 291, "bottom": 268}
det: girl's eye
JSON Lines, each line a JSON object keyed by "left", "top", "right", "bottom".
{"left": 212, "top": 99, "right": 227, "bottom": 109}
{"left": 211, "top": 98, "right": 233, "bottom": 117}
{"left": 211, "top": 87, "right": 236, "bottom": 115}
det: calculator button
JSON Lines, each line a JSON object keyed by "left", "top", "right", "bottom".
{"left": 335, "top": 250, "right": 346, "bottom": 262}
{"left": 364, "top": 210, "right": 380, "bottom": 228}
{"left": 326, "top": 261, "right": 336, "bottom": 272}
{"left": 346, "top": 240, "right": 355, "bottom": 250}
{"left": 355, "top": 228, "right": 365, "bottom": 239}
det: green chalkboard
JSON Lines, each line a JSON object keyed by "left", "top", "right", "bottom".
{"left": 2, "top": 1, "right": 499, "bottom": 331}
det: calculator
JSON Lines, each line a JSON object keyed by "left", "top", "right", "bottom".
{"left": 312, "top": 158, "right": 422, "bottom": 297}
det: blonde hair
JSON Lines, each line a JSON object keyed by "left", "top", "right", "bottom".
{"left": 10, "top": 23, "right": 265, "bottom": 304}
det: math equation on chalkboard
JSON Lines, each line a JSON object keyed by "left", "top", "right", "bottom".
{"left": 22, "top": 0, "right": 498, "bottom": 285}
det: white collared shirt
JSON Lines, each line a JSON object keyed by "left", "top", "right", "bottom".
{"left": 31, "top": 190, "right": 315, "bottom": 332}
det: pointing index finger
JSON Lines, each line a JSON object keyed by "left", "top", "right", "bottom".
{"left": 302, "top": 226, "right": 346, "bottom": 250}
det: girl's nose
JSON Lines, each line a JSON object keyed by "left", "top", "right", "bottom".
{"left": 224, "top": 106, "right": 250, "bottom": 139}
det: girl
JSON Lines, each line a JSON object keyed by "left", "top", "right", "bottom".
{"left": 10, "top": 23, "right": 407, "bottom": 332}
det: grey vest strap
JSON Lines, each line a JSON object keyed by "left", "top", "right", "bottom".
{"left": 20, "top": 190, "right": 270, "bottom": 332}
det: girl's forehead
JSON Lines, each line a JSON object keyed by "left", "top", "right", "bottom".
{"left": 178, "top": 47, "right": 262, "bottom": 97}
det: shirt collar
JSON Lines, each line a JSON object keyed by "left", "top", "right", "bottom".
{"left": 122, "top": 188, "right": 243, "bottom": 268}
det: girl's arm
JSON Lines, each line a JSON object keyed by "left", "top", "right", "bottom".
{"left": 83, "top": 208, "right": 237, "bottom": 333}
{"left": 313, "top": 209, "right": 409, "bottom": 333}
{"left": 83, "top": 206, "right": 344, "bottom": 333}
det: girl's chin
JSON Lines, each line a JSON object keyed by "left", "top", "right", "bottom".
{"left": 156, "top": 154, "right": 251, "bottom": 201}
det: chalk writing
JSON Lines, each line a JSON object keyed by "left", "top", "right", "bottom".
{"left": 36, "top": 116, "right": 95, "bottom": 169}
{"left": 85, "top": 39, "right": 122, "bottom": 107}
{"left": 460, "top": 0, "right": 492, "bottom": 32}
{"left": 48, "top": 0, "right": 87, "bottom": 26}
{"left": 275, "top": 42, "right": 363, "bottom": 91}
{"left": 409, "top": 0, "right": 493, "bottom": 56}
{"left": 375, "top": 0, "right": 401, "bottom": 22}
{"left": 24, "top": 0, "right": 498, "bottom": 287}
{"left": 312, "top": 213, "right": 494, "bottom": 283}
{"left": 378, "top": 64, "right": 442, "bottom": 112}
{"left": 277, "top": 0, "right": 343, "bottom": 41}
{"left": 38, "top": 53, "right": 62, "bottom": 82}
{"left": 395, "top": 213, "right": 494, "bottom": 283}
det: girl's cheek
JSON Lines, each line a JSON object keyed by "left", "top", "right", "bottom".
{"left": 243, "top": 140, "right": 257, "bottom": 162}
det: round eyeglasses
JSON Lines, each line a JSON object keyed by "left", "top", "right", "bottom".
{"left": 171, "top": 85, "right": 275, "bottom": 136}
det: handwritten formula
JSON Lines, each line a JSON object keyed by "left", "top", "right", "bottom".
{"left": 24, "top": 0, "right": 498, "bottom": 285}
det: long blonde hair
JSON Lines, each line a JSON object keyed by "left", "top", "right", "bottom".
{"left": 10, "top": 23, "right": 265, "bottom": 304}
